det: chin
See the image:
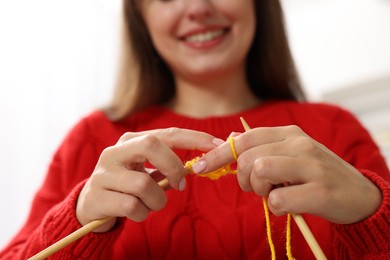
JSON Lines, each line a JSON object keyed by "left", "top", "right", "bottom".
{"left": 188, "top": 69, "right": 230, "bottom": 82}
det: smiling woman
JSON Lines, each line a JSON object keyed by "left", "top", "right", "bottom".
{"left": 140, "top": 0, "right": 255, "bottom": 83}
{"left": 1, "top": 0, "right": 390, "bottom": 259}
{"left": 109, "top": 0, "right": 303, "bottom": 120}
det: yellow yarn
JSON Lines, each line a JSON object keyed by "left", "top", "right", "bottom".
{"left": 184, "top": 136, "right": 294, "bottom": 259}
{"left": 263, "top": 197, "right": 276, "bottom": 260}
{"left": 184, "top": 137, "right": 238, "bottom": 180}
{"left": 185, "top": 157, "right": 236, "bottom": 180}
{"left": 227, "top": 136, "right": 238, "bottom": 160}
{"left": 286, "top": 213, "right": 294, "bottom": 260}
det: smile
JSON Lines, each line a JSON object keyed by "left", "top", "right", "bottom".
{"left": 184, "top": 29, "right": 227, "bottom": 43}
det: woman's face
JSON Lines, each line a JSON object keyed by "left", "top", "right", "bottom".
{"left": 140, "top": 0, "right": 256, "bottom": 82}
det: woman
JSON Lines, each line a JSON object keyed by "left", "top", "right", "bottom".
{"left": 1, "top": 0, "right": 389, "bottom": 259}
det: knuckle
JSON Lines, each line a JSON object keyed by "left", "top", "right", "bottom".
{"left": 285, "top": 125, "right": 303, "bottom": 136}
{"left": 118, "top": 132, "right": 135, "bottom": 144}
{"left": 122, "top": 196, "right": 138, "bottom": 215}
{"left": 294, "top": 136, "right": 316, "bottom": 153}
{"left": 164, "top": 127, "right": 179, "bottom": 137}
{"left": 140, "top": 134, "right": 160, "bottom": 150}
{"left": 133, "top": 175, "right": 154, "bottom": 194}
{"left": 236, "top": 134, "right": 252, "bottom": 154}
{"left": 268, "top": 192, "right": 287, "bottom": 214}
{"left": 167, "top": 127, "right": 179, "bottom": 135}
{"left": 252, "top": 158, "right": 269, "bottom": 178}
{"left": 237, "top": 155, "right": 252, "bottom": 171}
{"left": 101, "top": 146, "right": 115, "bottom": 158}
{"left": 90, "top": 168, "right": 106, "bottom": 185}
{"left": 122, "top": 197, "right": 146, "bottom": 221}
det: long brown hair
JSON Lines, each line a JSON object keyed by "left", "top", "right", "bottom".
{"left": 105, "top": 0, "right": 305, "bottom": 121}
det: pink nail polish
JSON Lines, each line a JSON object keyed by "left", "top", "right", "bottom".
{"left": 192, "top": 159, "right": 207, "bottom": 174}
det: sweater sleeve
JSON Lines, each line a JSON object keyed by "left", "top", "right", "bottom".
{"left": 332, "top": 170, "right": 390, "bottom": 259}
{"left": 0, "top": 115, "right": 124, "bottom": 259}
{"left": 327, "top": 107, "right": 390, "bottom": 259}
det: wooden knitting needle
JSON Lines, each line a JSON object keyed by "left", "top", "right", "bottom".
{"left": 28, "top": 173, "right": 178, "bottom": 260}
{"left": 240, "top": 117, "right": 327, "bottom": 260}
{"left": 28, "top": 216, "right": 113, "bottom": 260}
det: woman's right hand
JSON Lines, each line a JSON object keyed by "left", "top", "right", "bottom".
{"left": 76, "top": 128, "right": 222, "bottom": 232}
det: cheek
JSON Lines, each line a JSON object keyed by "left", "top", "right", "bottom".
{"left": 143, "top": 7, "right": 180, "bottom": 55}
{"left": 218, "top": 0, "right": 256, "bottom": 41}
{"left": 236, "top": 0, "right": 256, "bottom": 31}
{"left": 144, "top": 11, "right": 166, "bottom": 40}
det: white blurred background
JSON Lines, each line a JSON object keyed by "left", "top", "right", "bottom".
{"left": 0, "top": 0, "right": 389, "bottom": 248}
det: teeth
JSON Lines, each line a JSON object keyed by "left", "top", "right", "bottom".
{"left": 186, "top": 29, "right": 225, "bottom": 43}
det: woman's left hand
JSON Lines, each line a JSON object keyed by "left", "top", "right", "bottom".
{"left": 192, "top": 125, "right": 382, "bottom": 224}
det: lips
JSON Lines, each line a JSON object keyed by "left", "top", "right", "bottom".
{"left": 181, "top": 26, "right": 230, "bottom": 42}
{"left": 184, "top": 29, "right": 227, "bottom": 43}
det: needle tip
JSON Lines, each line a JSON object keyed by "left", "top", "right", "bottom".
{"left": 240, "top": 117, "right": 251, "bottom": 131}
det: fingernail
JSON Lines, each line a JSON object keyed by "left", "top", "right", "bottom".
{"left": 229, "top": 132, "right": 241, "bottom": 137}
{"left": 268, "top": 193, "right": 279, "bottom": 208}
{"left": 192, "top": 159, "right": 207, "bottom": 174}
{"left": 179, "top": 178, "right": 186, "bottom": 191}
{"left": 212, "top": 138, "right": 225, "bottom": 146}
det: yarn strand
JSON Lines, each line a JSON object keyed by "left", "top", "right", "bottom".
{"left": 286, "top": 213, "right": 294, "bottom": 260}
{"left": 227, "top": 136, "right": 238, "bottom": 160}
{"left": 263, "top": 197, "right": 276, "bottom": 260}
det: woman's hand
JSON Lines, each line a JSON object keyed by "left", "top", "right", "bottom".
{"left": 193, "top": 125, "right": 382, "bottom": 224}
{"left": 76, "top": 128, "right": 223, "bottom": 232}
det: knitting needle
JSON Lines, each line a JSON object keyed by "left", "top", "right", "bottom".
{"left": 28, "top": 216, "right": 114, "bottom": 260}
{"left": 28, "top": 171, "right": 181, "bottom": 260}
{"left": 239, "top": 117, "right": 327, "bottom": 260}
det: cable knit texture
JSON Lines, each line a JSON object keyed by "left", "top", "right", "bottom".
{"left": 1, "top": 101, "right": 389, "bottom": 259}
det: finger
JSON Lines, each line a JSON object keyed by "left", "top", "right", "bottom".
{"left": 192, "top": 141, "right": 234, "bottom": 174}
{"left": 130, "top": 136, "right": 186, "bottom": 189}
{"left": 235, "top": 141, "right": 294, "bottom": 188}
{"left": 237, "top": 156, "right": 311, "bottom": 195}
{"left": 197, "top": 126, "right": 302, "bottom": 173}
{"left": 250, "top": 156, "right": 309, "bottom": 184}
{"left": 99, "top": 168, "right": 167, "bottom": 211}
{"left": 235, "top": 125, "right": 306, "bottom": 154}
{"left": 117, "top": 128, "right": 223, "bottom": 151}
{"left": 105, "top": 171, "right": 167, "bottom": 211}
{"left": 96, "top": 190, "right": 151, "bottom": 222}
{"left": 109, "top": 135, "right": 186, "bottom": 189}
{"left": 267, "top": 183, "right": 320, "bottom": 217}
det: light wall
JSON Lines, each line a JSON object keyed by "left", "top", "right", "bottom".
{"left": 0, "top": 0, "right": 389, "bottom": 249}
{"left": 282, "top": 0, "right": 390, "bottom": 99}
{"left": 281, "top": 0, "right": 390, "bottom": 165}
{"left": 0, "top": 0, "right": 120, "bottom": 248}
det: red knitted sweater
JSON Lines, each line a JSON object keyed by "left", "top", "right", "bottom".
{"left": 1, "top": 101, "right": 390, "bottom": 259}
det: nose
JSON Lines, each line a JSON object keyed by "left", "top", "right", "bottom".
{"left": 185, "top": 0, "right": 215, "bottom": 21}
